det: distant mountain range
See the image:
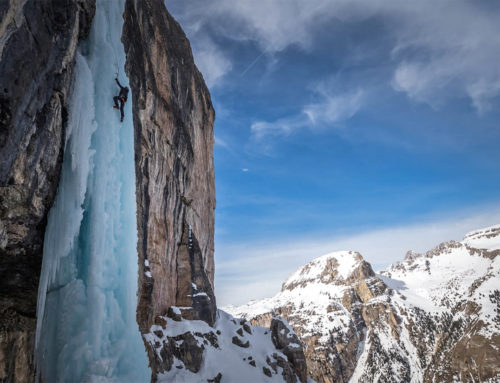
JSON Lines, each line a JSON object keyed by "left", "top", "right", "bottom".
{"left": 225, "top": 225, "right": 500, "bottom": 383}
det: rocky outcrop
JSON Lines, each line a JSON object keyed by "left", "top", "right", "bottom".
{"left": 142, "top": 310, "right": 308, "bottom": 382}
{"left": 0, "top": 1, "right": 95, "bottom": 381}
{"left": 270, "top": 317, "right": 308, "bottom": 383}
{"left": 122, "top": 0, "right": 216, "bottom": 378}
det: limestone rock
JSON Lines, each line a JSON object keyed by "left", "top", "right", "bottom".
{"left": 174, "top": 224, "right": 216, "bottom": 326}
{"left": 270, "top": 317, "right": 308, "bottom": 383}
{"left": 207, "top": 372, "right": 222, "bottom": 383}
{"left": 263, "top": 366, "right": 272, "bottom": 377}
{"left": 122, "top": 0, "right": 216, "bottom": 337}
{"left": 231, "top": 336, "right": 250, "bottom": 348}
{"left": 122, "top": 0, "right": 216, "bottom": 380}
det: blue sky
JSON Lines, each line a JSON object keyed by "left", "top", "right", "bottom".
{"left": 166, "top": 0, "right": 500, "bottom": 305}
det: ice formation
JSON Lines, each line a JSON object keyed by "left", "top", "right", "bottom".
{"left": 35, "top": 0, "right": 150, "bottom": 381}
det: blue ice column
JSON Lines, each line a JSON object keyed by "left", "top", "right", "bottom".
{"left": 35, "top": 0, "right": 150, "bottom": 382}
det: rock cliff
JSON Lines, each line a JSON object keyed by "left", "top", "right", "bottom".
{"left": 0, "top": 1, "right": 95, "bottom": 381}
{"left": 122, "top": 0, "right": 218, "bottom": 379}
{"left": 227, "top": 226, "right": 500, "bottom": 383}
{"left": 122, "top": 0, "right": 217, "bottom": 334}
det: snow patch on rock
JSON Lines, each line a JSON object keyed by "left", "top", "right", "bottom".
{"left": 145, "top": 310, "right": 311, "bottom": 383}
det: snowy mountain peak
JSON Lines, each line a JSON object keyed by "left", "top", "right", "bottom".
{"left": 395, "top": 225, "right": 500, "bottom": 272}
{"left": 282, "top": 250, "right": 373, "bottom": 291}
{"left": 380, "top": 229, "right": 500, "bottom": 318}
{"left": 462, "top": 224, "right": 500, "bottom": 251}
{"left": 388, "top": 224, "right": 500, "bottom": 280}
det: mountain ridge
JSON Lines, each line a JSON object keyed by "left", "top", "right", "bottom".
{"left": 226, "top": 225, "right": 500, "bottom": 383}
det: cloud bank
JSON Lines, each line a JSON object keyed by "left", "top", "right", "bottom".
{"left": 168, "top": 0, "right": 500, "bottom": 111}
{"left": 215, "top": 205, "right": 500, "bottom": 306}
{"left": 251, "top": 89, "right": 364, "bottom": 139}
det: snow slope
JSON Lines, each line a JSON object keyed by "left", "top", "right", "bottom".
{"left": 381, "top": 226, "right": 500, "bottom": 324}
{"left": 463, "top": 225, "right": 500, "bottom": 250}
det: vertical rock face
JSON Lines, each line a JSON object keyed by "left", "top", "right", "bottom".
{"left": 122, "top": 0, "right": 216, "bottom": 346}
{"left": 0, "top": 1, "right": 95, "bottom": 381}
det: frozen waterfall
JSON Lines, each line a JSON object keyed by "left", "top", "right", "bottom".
{"left": 35, "top": 0, "right": 150, "bottom": 381}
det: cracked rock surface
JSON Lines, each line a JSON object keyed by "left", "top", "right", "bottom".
{"left": 122, "top": 0, "right": 216, "bottom": 379}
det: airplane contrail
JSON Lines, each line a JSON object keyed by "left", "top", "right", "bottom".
{"left": 241, "top": 51, "right": 265, "bottom": 77}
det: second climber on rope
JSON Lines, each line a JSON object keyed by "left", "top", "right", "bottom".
{"left": 113, "top": 76, "right": 129, "bottom": 122}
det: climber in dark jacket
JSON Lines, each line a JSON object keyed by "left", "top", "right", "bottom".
{"left": 113, "top": 77, "right": 129, "bottom": 122}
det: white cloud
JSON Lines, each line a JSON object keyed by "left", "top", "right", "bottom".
{"left": 250, "top": 88, "right": 364, "bottom": 140}
{"left": 214, "top": 136, "right": 229, "bottom": 148}
{"left": 169, "top": 0, "right": 342, "bottom": 52}
{"left": 467, "top": 79, "right": 500, "bottom": 115}
{"left": 190, "top": 37, "right": 232, "bottom": 88}
{"left": 167, "top": 0, "right": 343, "bottom": 86}
{"left": 168, "top": 0, "right": 500, "bottom": 111}
{"left": 389, "top": 1, "right": 500, "bottom": 112}
{"left": 215, "top": 204, "right": 500, "bottom": 306}
{"left": 250, "top": 114, "right": 305, "bottom": 140}
{"left": 304, "top": 89, "right": 364, "bottom": 125}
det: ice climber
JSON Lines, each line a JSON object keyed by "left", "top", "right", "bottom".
{"left": 113, "top": 77, "right": 129, "bottom": 122}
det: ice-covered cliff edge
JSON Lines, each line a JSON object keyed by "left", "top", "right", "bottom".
{"left": 35, "top": 1, "right": 149, "bottom": 382}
